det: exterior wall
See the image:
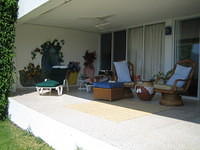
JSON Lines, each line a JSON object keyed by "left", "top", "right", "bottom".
{"left": 14, "top": 24, "right": 100, "bottom": 88}
{"left": 18, "top": 0, "right": 49, "bottom": 18}
{"left": 8, "top": 98, "right": 120, "bottom": 150}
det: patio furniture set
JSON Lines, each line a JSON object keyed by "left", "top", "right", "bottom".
{"left": 93, "top": 61, "right": 155, "bottom": 101}
{"left": 35, "top": 59, "right": 195, "bottom": 106}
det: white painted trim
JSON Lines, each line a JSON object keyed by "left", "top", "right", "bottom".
{"left": 171, "top": 20, "right": 176, "bottom": 66}
{"left": 198, "top": 31, "right": 200, "bottom": 99}
{"left": 111, "top": 32, "right": 114, "bottom": 69}
{"left": 142, "top": 25, "right": 145, "bottom": 80}
{"left": 125, "top": 29, "right": 128, "bottom": 61}
{"left": 97, "top": 34, "right": 101, "bottom": 73}
{"left": 8, "top": 98, "right": 120, "bottom": 150}
{"left": 173, "top": 16, "right": 200, "bottom": 100}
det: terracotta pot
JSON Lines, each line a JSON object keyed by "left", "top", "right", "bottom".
{"left": 83, "top": 65, "right": 95, "bottom": 79}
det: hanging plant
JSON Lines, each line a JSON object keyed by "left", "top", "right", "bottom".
{"left": 19, "top": 63, "right": 43, "bottom": 87}
{"left": 31, "top": 39, "right": 65, "bottom": 62}
{"left": 82, "top": 50, "right": 96, "bottom": 79}
{"left": 19, "top": 39, "right": 65, "bottom": 87}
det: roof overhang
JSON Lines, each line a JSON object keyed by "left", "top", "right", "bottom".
{"left": 18, "top": 0, "right": 200, "bottom": 33}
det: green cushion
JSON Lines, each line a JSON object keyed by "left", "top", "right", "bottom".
{"left": 36, "top": 80, "right": 60, "bottom": 87}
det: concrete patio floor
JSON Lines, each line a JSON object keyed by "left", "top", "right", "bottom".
{"left": 9, "top": 88, "right": 200, "bottom": 150}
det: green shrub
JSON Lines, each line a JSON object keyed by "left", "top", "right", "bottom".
{"left": 0, "top": 0, "right": 18, "bottom": 120}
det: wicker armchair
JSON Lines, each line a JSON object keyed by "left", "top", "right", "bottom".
{"left": 154, "top": 59, "right": 196, "bottom": 106}
{"left": 113, "top": 61, "right": 135, "bottom": 98}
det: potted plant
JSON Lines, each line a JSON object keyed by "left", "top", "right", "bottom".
{"left": 153, "top": 70, "right": 173, "bottom": 85}
{"left": 67, "top": 61, "right": 81, "bottom": 85}
{"left": 19, "top": 63, "right": 43, "bottom": 87}
{"left": 82, "top": 50, "right": 96, "bottom": 80}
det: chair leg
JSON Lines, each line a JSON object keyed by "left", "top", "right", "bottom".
{"left": 60, "top": 86, "right": 63, "bottom": 95}
{"left": 160, "top": 93, "right": 183, "bottom": 106}
{"left": 36, "top": 87, "right": 43, "bottom": 95}
{"left": 66, "top": 80, "right": 69, "bottom": 92}
{"left": 49, "top": 88, "right": 52, "bottom": 95}
{"left": 86, "top": 84, "right": 89, "bottom": 92}
{"left": 57, "top": 86, "right": 63, "bottom": 96}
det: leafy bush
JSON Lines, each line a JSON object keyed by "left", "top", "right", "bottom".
{"left": 0, "top": 0, "right": 18, "bottom": 120}
{"left": 19, "top": 63, "right": 44, "bottom": 87}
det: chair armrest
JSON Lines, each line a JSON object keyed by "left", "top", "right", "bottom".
{"left": 172, "top": 79, "right": 189, "bottom": 91}
{"left": 155, "top": 77, "right": 165, "bottom": 82}
{"left": 154, "top": 77, "right": 166, "bottom": 85}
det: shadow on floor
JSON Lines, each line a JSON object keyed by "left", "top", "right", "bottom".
{"left": 11, "top": 87, "right": 200, "bottom": 124}
{"left": 66, "top": 87, "right": 200, "bottom": 124}
{"left": 9, "top": 88, "right": 36, "bottom": 97}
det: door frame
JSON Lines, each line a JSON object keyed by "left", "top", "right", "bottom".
{"left": 174, "top": 17, "right": 200, "bottom": 100}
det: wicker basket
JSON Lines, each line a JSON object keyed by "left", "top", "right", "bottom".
{"left": 135, "top": 81, "right": 155, "bottom": 101}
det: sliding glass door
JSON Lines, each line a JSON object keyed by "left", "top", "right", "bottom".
{"left": 100, "top": 30, "right": 127, "bottom": 70}
{"left": 100, "top": 33, "right": 112, "bottom": 70}
{"left": 175, "top": 18, "right": 200, "bottom": 97}
{"left": 113, "top": 30, "right": 126, "bottom": 61}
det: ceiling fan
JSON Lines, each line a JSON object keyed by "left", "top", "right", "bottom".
{"left": 80, "top": 14, "right": 114, "bottom": 29}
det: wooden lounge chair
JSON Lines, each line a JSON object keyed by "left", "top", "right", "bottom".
{"left": 154, "top": 59, "right": 196, "bottom": 106}
{"left": 113, "top": 61, "right": 135, "bottom": 98}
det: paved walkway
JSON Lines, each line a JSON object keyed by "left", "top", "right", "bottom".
{"left": 10, "top": 89, "right": 200, "bottom": 150}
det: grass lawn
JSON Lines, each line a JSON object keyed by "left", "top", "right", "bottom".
{"left": 0, "top": 120, "right": 53, "bottom": 150}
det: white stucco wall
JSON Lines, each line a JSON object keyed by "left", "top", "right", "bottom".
{"left": 15, "top": 24, "right": 100, "bottom": 88}
{"left": 18, "top": 0, "right": 49, "bottom": 18}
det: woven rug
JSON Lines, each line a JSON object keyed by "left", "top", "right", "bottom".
{"left": 66, "top": 100, "right": 171, "bottom": 122}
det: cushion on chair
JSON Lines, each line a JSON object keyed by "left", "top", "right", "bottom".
{"left": 123, "top": 82, "right": 135, "bottom": 87}
{"left": 93, "top": 81, "right": 123, "bottom": 88}
{"left": 36, "top": 80, "right": 60, "bottom": 87}
{"left": 114, "top": 61, "right": 132, "bottom": 82}
{"left": 154, "top": 84, "right": 173, "bottom": 90}
{"left": 166, "top": 64, "right": 192, "bottom": 88}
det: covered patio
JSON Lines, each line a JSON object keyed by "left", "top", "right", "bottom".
{"left": 10, "top": 0, "right": 200, "bottom": 149}
{"left": 9, "top": 88, "right": 200, "bottom": 150}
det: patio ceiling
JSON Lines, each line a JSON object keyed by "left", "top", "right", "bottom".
{"left": 20, "top": 0, "right": 200, "bottom": 32}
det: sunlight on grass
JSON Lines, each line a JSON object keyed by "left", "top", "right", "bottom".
{"left": 0, "top": 120, "right": 53, "bottom": 150}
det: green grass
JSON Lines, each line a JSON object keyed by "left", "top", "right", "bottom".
{"left": 0, "top": 120, "right": 54, "bottom": 150}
